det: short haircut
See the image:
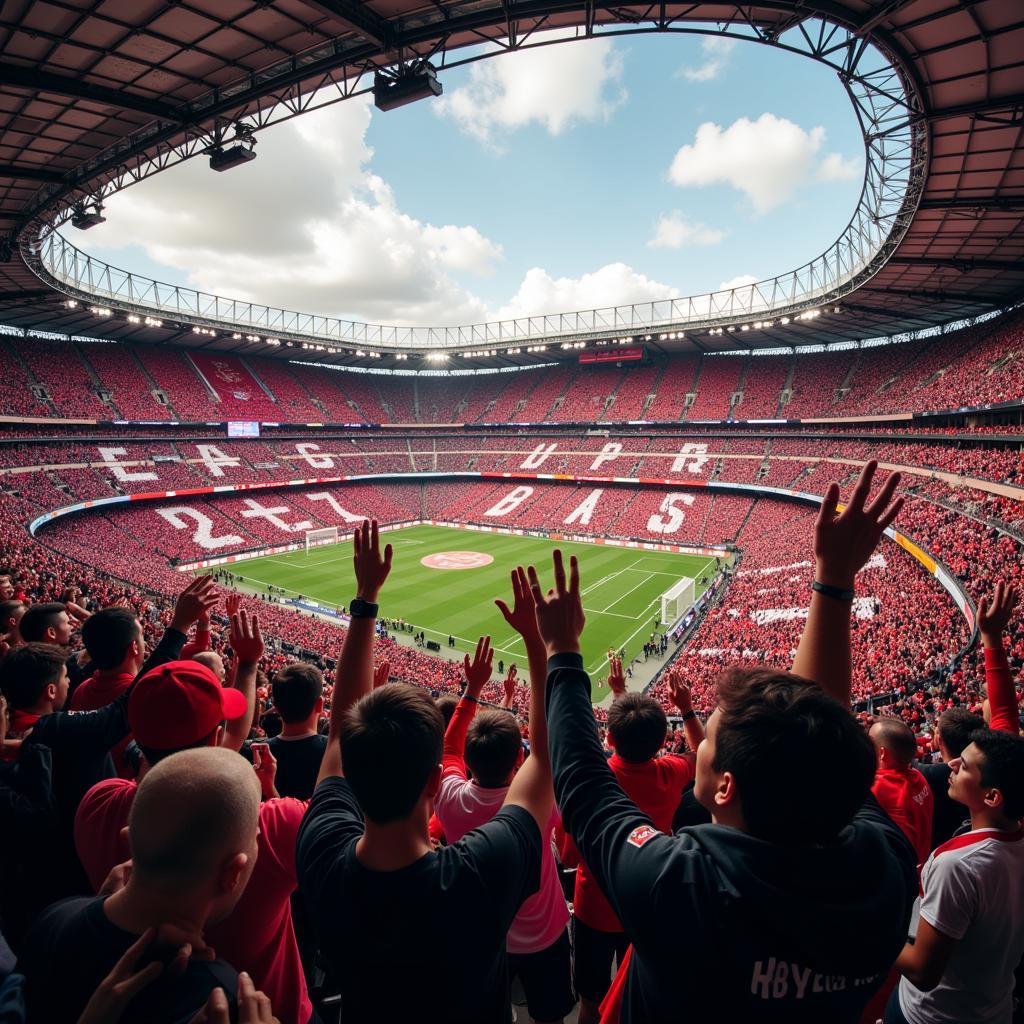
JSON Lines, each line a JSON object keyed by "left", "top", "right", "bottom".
{"left": 0, "top": 643, "right": 67, "bottom": 709}
{"left": 129, "top": 747, "right": 260, "bottom": 885}
{"left": 19, "top": 603, "right": 67, "bottom": 643}
{"left": 435, "top": 695, "right": 459, "bottom": 729}
{"left": 271, "top": 663, "right": 323, "bottom": 723}
{"left": 714, "top": 667, "right": 876, "bottom": 846}
{"left": 608, "top": 693, "right": 669, "bottom": 763}
{"left": 340, "top": 684, "right": 442, "bottom": 824}
{"left": 0, "top": 600, "right": 24, "bottom": 628}
{"left": 970, "top": 729, "right": 1024, "bottom": 820}
{"left": 464, "top": 710, "right": 522, "bottom": 787}
{"left": 871, "top": 717, "right": 917, "bottom": 765}
{"left": 936, "top": 708, "right": 986, "bottom": 759}
{"left": 81, "top": 607, "right": 140, "bottom": 670}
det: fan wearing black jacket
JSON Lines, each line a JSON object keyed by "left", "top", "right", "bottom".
{"left": 540, "top": 462, "right": 918, "bottom": 1024}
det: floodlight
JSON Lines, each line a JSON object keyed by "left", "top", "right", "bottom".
{"left": 71, "top": 200, "right": 105, "bottom": 230}
{"left": 209, "top": 123, "right": 257, "bottom": 172}
{"left": 374, "top": 64, "right": 442, "bottom": 112}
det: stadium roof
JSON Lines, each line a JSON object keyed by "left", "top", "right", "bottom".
{"left": 0, "top": 0, "right": 1021, "bottom": 365}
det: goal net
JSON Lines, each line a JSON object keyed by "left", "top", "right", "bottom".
{"left": 305, "top": 526, "right": 338, "bottom": 554}
{"left": 660, "top": 577, "right": 696, "bottom": 627}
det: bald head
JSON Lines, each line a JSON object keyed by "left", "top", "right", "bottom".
{"left": 193, "top": 651, "right": 225, "bottom": 682}
{"left": 129, "top": 747, "right": 260, "bottom": 890}
{"left": 870, "top": 718, "right": 917, "bottom": 767}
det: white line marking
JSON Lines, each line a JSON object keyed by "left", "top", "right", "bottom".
{"left": 600, "top": 572, "right": 655, "bottom": 613}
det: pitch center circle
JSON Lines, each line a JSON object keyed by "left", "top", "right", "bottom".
{"left": 420, "top": 551, "right": 495, "bottom": 570}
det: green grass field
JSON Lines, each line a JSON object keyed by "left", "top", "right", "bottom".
{"left": 223, "top": 525, "right": 715, "bottom": 699}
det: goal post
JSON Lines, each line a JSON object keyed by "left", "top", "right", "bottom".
{"left": 660, "top": 577, "right": 696, "bottom": 627}
{"left": 305, "top": 526, "right": 338, "bottom": 554}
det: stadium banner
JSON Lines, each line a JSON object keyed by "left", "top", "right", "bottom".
{"left": 579, "top": 347, "right": 644, "bottom": 364}
{"left": 187, "top": 352, "right": 269, "bottom": 408}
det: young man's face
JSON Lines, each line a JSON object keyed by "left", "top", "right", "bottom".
{"left": 49, "top": 611, "right": 73, "bottom": 645}
{"left": 0, "top": 579, "right": 13, "bottom": 601}
{"left": 947, "top": 741, "right": 989, "bottom": 811}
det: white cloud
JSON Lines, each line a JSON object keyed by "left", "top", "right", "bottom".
{"left": 667, "top": 113, "right": 861, "bottom": 213}
{"left": 818, "top": 152, "right": 861, "bottom": 182}
{"left": 647, "top": 212, "right": 724, "bottom": 249}
{"left": 718, "top": 273, "right": 759, "bottom": 291}
{"left": 493, "top": 263, "right": 677, "bottom": 320}
{"left": 83, "top": 101, "right": 500, "bottom": 326}
{"left": 435, "top": 33, "right": 626, "bottom": 146}
{"left": 677, "top": 37, "right": 736, "bottom": 83}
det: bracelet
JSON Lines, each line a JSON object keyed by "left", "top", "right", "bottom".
{"left": 681, "top": 710, "right": 697, "bottom": 722}
{"left": 461, "top": 693, "right": 480, "bottom": 704}
{"left": 812, "top": 580, "right": 855, "bottom": 602}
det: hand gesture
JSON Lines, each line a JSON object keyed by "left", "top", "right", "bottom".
{"left": 814, "top": 461, "right": 903, "bottom": 590}
{"left": 225, "top": 592, "right": 242, "bottom": 619}
{"left": 171, "top": 577, "right": 220, "bottom": 634}
{"left": 373, "top": 660, "right": 391, "bottom": 689}
{"left": 527, "top": 550, "right": 585, "bottom": 656}
{"left": 607, "top": 657, "right": 626, "bottom": 698}
{"left": 230, "top": 609, "right": 264, "bottom": 666}
{"left": 502, "top": 666, "right": 517, "bottom": 706}
{"left": 188, "top": 973, "right": 278, "bottom": 1024}
{"left": 98, "top": 859, "right": 132, "bottom": 897}
{"left": 463, "top": 636, "right": 494, "bottom": 698}
{"left": 77, "top": 928, "right": 165, "bottom": 1024}
{"left": 251, "top": 743, "right": 277, "bottom": 800}
{"left": 65, "top": 602, "right": 91, "bottom": 625}
{"left": 353, "top": 520, "right": 392, "bottom": 603}
{"left": 666, "top": 667, "right": 692, "bottom": 712}
{"left": 494, "top": 567, "right": 540, "bottom": 642}
{"left": 977, "top": 581, "right": 1018, "bottom": 647}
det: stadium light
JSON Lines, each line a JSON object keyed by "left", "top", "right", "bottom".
{"left": 71, "top": 199, "right": 105, "bottom": 230}
{"left": 374, "top": 64, "right": 442, "bottom": 112}
{"left": 209, "top": 123, "right": 257, "bottom": 172}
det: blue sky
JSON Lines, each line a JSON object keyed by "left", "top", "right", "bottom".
{"left": 81, "top": 30, "right": 864, "bottom": 326}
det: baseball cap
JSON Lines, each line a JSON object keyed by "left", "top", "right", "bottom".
{"left": 128, "top": 660, "right": 248, "bottom": 750}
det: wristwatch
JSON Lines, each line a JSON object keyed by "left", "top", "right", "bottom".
{"left": 349, "top": 597, "right": 379, "bottom": 619}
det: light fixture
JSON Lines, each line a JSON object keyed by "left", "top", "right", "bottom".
{"left": 209, "top": 123, "right": 257, "bottom": 172}
{"left": 374, "top": 63, "right": 442, "bottom": 112}
{"left": 71, "top": 199, "right": 105, "bottom": 230}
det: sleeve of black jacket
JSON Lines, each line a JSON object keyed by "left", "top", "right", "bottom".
{"left": 27, "top": 627, "right": 186, "bottom": 754}
{"left": 546, "top": 653, "right": 691, "bottom": 951}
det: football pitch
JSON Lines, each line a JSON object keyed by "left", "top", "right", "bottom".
{"left": 224, "top": 525, "right": 716, "bottom": 699}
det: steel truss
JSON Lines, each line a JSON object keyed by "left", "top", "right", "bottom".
{"left": 21, "top": 10, "right": 929, "bottom": 352}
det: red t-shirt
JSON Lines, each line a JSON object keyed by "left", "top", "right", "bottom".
{"left": 572, "top": 753, "right": 695, "bottom": 932}
{"left": 74, "top": 778, "right": 311, "bottom": 1024}
{"left": 69, "top": 670, "right": 135, "bottom": 776}
{"left": 872, "top": 766, "right": 933, "bottom": 869}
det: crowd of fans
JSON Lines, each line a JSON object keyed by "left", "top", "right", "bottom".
{"left": 0, "top": 464, "right": 1020, "bottom": 1024}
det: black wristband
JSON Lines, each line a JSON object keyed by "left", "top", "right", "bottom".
{"left": 349, "top": 597, "right": 379, "bottom": 619}
{"left": 812, "top": 580, "right": 855, "bottom": 602}
{"left": 461, "top": 693, "right": 480, "bottom": 704}
{"left": 681, "top": 710, "right": 697, "bottom": 722}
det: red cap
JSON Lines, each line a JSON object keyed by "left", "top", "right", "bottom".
{"left": 128, "top": 660, "right": 248, "bottom": 750}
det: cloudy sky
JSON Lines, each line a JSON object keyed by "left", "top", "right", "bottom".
{"left": 80, "top": 32, "right": 863, "bottom": 327}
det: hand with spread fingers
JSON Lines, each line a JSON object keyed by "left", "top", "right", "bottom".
{"left": 463, "top": 636, "right": 494, "bottom": 698}
{"left": 977, "top": 581, "right": 1018, "bottom": 650}
{"left": 372, "top": 660, "right": 391, "bottom": 689}
{"left": 607, "top": 657, "right": 626, "bottom": 698}
{"left": 171, "top": 576, "right": 221, "bottom": 634}
{"left": 813, "top": 460, "right": 904, "bottom": 591}
{"left": 229, "top": 609, "right": 264, "bottom": 667}
{"left": 353, "top": 519, "right": 393, "bottom": 603}
{"left": 527, "top": 550, "right": 586, "bottom": 657}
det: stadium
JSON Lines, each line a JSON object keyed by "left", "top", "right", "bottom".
{"left": 0, "top": 2, "right": 1022, "bottom": 1023}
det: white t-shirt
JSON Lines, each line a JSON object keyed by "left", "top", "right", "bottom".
{"left": 435, "top": 774, "right": 568, "bottom": 955}
{"left": 899, "top": 826, "right": 1024, "bottom": 1024}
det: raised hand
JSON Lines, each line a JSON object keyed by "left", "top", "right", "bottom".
{"left": 171, "top": 576, "right": 220, "bottom": 634}
{"left": 527, "top": 550, "right": 585, "bottom": 656}
{"left": 495, "top": 567, "right": 540, "bottom": 642}
{"left": 607, "top": 656, "right": 626, "bottom": 698}
{"left": 229, "top": 609, "right": 264, "bottom": 666}
{"left": 666, "top": 667, "right": 692, "bottom": 712}
{"left": 977, "top": 581, "right": 1018, "bottom": 648}
{"left": 814, "top": 460, "right": 903, "bottom": 590}
{"left": 225, "top": 592, "right": 242, "bottom": 619}
{"left": 502, "top": 665, "right": 517, "bottom": 707}
{"left": 463, "top": 635, "right": 494, "bottom": 697}
{"left": 251, "top": 742, "right": 278, "bottom": 800}
{"left": 353, "top": 520, "right": 393, "bottom": 603}
{"left": 373, "top": 660, "right": 391, "bottom": 689}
